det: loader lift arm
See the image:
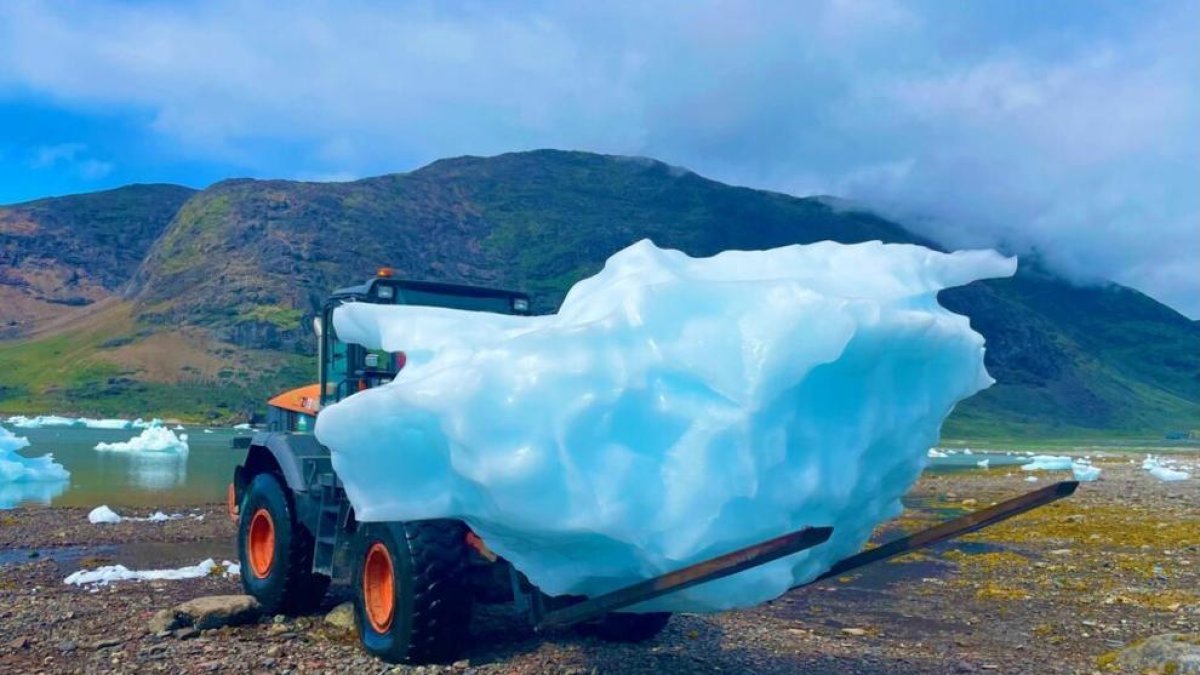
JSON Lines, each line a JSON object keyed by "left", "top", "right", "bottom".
{"left": 536, "top": 480, "right": 1079, "bottom": 631}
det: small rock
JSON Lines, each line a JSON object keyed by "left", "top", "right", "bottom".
{"left": 841, "top": 627, "right": 867, "bottom": 636}
{"left": 1048, "top": 549, "right": 1072, "bottom": 556}
{"left": 154, "top": 630, "right": 173, "bottom": 639}
{"left": 172, "top": 595, "right": 262, "bottom": 630}
{"left": 452, "top": 660, "right": 470, "bottom": 669}
{"left": 56, "top": 640, "right": 77, "bottom": 653}
{"left": 324, "top": 601, "right": 356, "bottom": 632}
{"left": 174, "top": 627, "right": 200, "bottom": 640}
{"left": 93, "top": 638, "right": 122, "bottom": 650}
{"left": 1064, "top": 514, "right": 1086, "bottom": 524}
{"left": 8, "top": 636, "right": 30, "bottom": 650}
{"left": 961, "top": 499, "right": 978, "bottom": 507}
{"left": 273, "top": 614, "right": 287, "bottom": 624}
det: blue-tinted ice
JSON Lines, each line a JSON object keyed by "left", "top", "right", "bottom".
{"left": 315, "top": 240, "right": 1015, "bottom": 612}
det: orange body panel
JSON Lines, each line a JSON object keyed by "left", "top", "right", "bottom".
{"left": 267, "top": 383, "right": 322, "bottom": 415}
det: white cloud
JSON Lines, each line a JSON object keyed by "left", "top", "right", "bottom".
{"left": 0, "top": 0, "right": 1196, "bottom": 315}
{"left": 30, "top": 142, "right": 114, "bottom": 180}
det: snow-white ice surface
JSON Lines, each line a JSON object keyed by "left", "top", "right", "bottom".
{"left": 315, "top": 240, "right": 1015, "bottom": 612}
{"left": 88, "top": 505, "right": 123, "bottom": 524}
{"left": 86, "top": 505, "right": 187, "bottom": 524}
{"left": 1143, "top": 456, "right": 1190, "bottom": 482}
{"left": 94, "top": 426, "right": 189, "bottom": 454}
{"left": 4, "top": 415, "right": 163, "bottom": 430}
{"left": 1071, "top": 462, "right": 1101, "bottom": 482}
{"left": 63, "top": 558, "right": 240, "bottom": 587}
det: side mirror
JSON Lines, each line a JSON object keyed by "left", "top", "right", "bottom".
{"left": 312, "top": 316, "right": 324, "bottom": 338}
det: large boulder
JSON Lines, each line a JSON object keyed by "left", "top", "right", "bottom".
{"left": 148, "top": 595, "right": 262, "bottom": 633}
{"left": 1108, "top": 633, "right": 1200, "bottom": 673}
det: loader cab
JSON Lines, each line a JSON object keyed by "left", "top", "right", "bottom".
{"left": 316, "top": 270, "right": 531, "bottom": 410}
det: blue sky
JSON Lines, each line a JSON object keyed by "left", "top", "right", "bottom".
{"left": 1, "top": 1, "right": 1197, "bottom": 316}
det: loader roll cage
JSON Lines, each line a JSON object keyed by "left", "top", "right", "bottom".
{"left": 316, "top": 277, "right": 531, "bottom": 408}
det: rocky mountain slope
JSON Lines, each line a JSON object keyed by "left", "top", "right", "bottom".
{"left": 1, "top": 150, "right": 1196, "bottom": 435}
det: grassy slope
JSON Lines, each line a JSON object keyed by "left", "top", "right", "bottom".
{"left": 0, "top": 302, "right": 311, "bottom": 422}
{"left": 1, "top": 151, "right": 1196, "bottom": 435}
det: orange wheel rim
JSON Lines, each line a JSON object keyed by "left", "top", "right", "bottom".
{"left": 247, "top": 508, "right": 275, "bottom": 578}
{"left": 226, "top": 483, "right": 239, "bottom": 521}
{"left": 363, "top": 542, "right": 395, "bottom": 633}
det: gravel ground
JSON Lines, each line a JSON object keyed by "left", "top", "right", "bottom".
{"left": 1, "top": 458, "right": 1196, "bottom": 674}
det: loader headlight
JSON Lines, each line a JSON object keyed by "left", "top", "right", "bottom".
{"left": 513, "top": 298, "right": 529, "bottom": 312}
{"left": 376, "top": 285, "right": 395, "bottom": 301}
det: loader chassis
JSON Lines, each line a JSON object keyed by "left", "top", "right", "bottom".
{"left": 230, "top": 271, "right": 1081, "bottom": 665}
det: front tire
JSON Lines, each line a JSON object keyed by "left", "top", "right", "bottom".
{"left": 353, "top": 520, "right": 473, "bottom": 664}
{"left": 237, "top": 472, "right": 329, "bottom": 614}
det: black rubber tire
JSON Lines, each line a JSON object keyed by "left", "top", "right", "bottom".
{"left": 578, "top": 612, "right": 672, "bottom": 642}
{"left": 237, "top": 472, "right": 330, "bottom": 614}
{"left": 353, "top": 520, "right": 474, "bottom": 664}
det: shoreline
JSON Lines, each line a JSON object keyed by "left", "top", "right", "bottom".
{"left": 2, "top": 462, "right": 1197, "bottom": 673}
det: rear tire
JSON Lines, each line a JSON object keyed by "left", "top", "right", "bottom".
{"left": 237, "top": 473, "right": 330, "bottom": 614}
{"left": 353, "top": 520, "right": 473, "bottom": 664}
{"left": 578, "top": 612, "right": 672, "bottom": 642}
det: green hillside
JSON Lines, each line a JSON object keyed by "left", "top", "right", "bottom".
{"left": 1, "top": 150, "right": 1197, "bottom": 435}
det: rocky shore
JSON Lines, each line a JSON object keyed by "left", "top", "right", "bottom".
{"left": 2, "top": 459, "right": 1197, "bottom": 674}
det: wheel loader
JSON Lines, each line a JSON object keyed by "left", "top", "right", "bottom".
{"left": 228, "top": 268, "right": 1078, "bottom": 664}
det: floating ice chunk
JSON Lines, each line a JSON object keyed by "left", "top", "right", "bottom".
{"left": 203, "top": 429, "right": 214, "bottom": 434}
{"left": 80, "top": 418, "right": 132, "bottom": 430}
{"left": 1025, "top": 476, "right": 1039, "bottom": 482}
{"left": 1, "top": 425, "right": 70, "bottom": 506}
{"left": 928, "top": 449, "right": 948, "bottom": 458}
{"left": 1071, "top": 462, "right": 1101, "bottom": 482}
{"left": 316, "top": 240, "right": 1015, "bottom": 612}
{"left": 172, "top": 425, "right": 185, "bottom": 431}
{"left": 3, "top": 415, "right": 143, "bottom": 430}
{"left": 1020, "top": 455, "right": 1073, "bottom": 472}
{"left": 94, "top": 426, "right": 188, "bottom": 454}
{"left": 1, "top": 426, "right": 70, "bottom": 508}
{"left": 232, "top": 423, "right": 252, "bottom": 430}
{"left": 976, "top": 459, "right": 990, "bottom": 469}
{"left": 63, "top": 558, "right": 240, "bottom": 587}
{"left": 962, "top": 448, "right": 973, "bottom": 456}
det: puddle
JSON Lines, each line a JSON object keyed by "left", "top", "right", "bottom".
{"left": 0, "top": 538, "right": 235, "bottom": 570}
{"left": 0, "top": 544, "right": 115, "bottom": 567}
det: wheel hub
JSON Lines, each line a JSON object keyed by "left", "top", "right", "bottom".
{"left": 363, "top": 542, "right": 395, "bottom": 633}
{"left": 247, "top": 508, "right": 275, "bottom": 578}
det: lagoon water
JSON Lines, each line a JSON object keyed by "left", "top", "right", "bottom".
{"left": 2, "top": 424, "right": 1086, "bottom": 510}
{"left": 4, "top": 425, "right": 246, "bottom": 509}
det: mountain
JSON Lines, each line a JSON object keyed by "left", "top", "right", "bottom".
{"left": 1, "top": 150, "right": 1197, "bottom": 436}
{"left": 0, "top": 184, "right": 195, "bottom": 338}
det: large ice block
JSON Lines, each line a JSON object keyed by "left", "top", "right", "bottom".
{"left": 315, "top": 239, "right": 1015, "bottom": 612}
